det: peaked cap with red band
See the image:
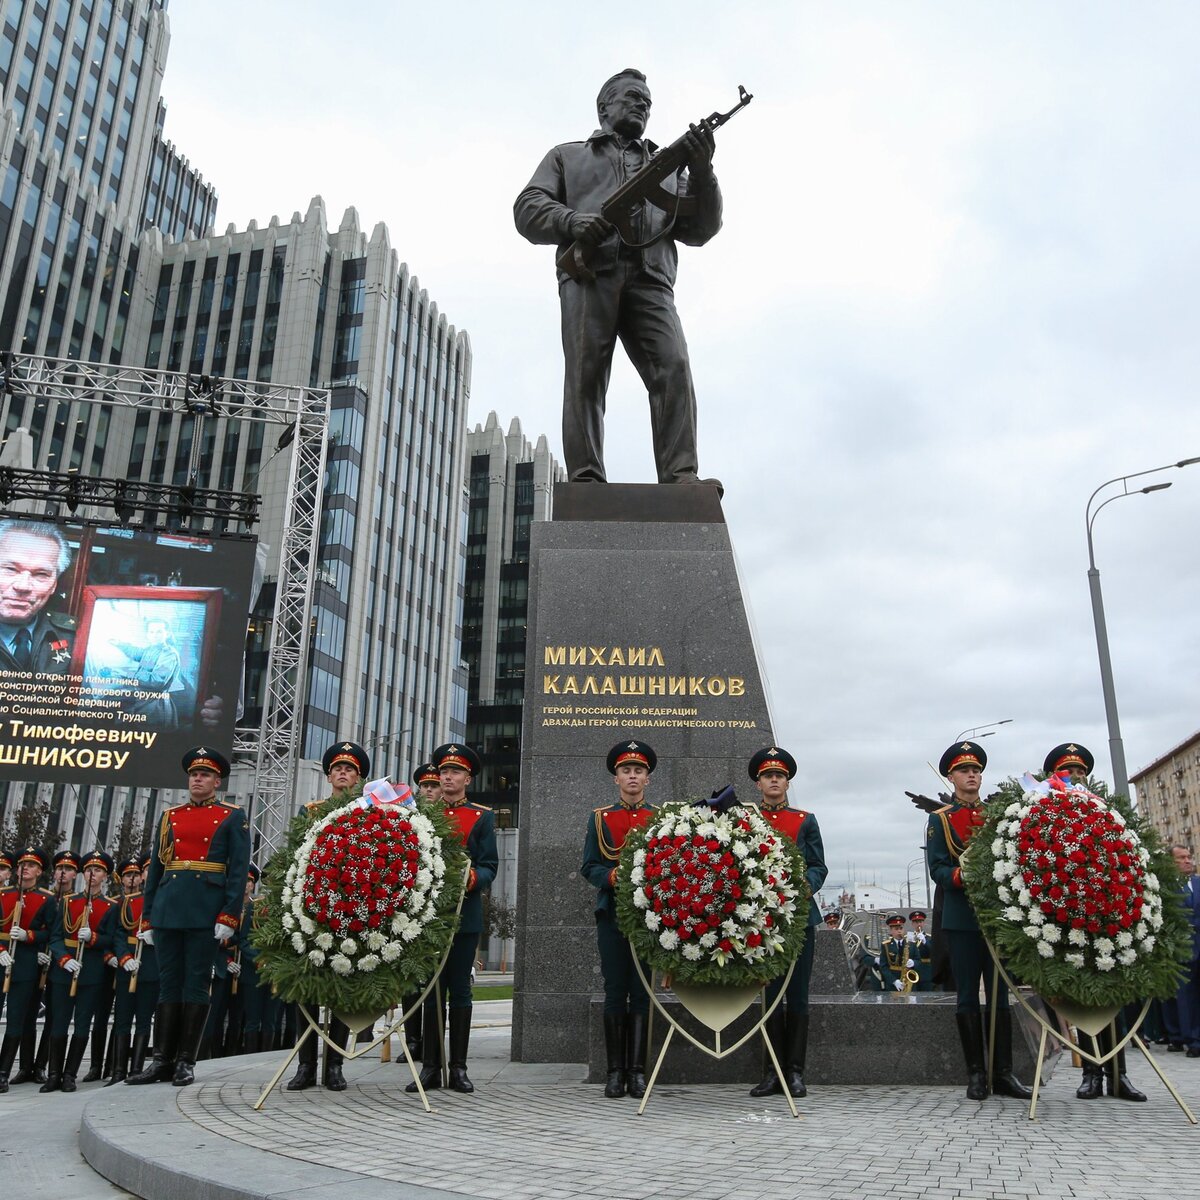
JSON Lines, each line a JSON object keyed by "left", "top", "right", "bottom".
{"left": 182, "top": 745, "right": 231, "bottom": 778}
{"left": 748, "top": 745, "right": 797, "bottom": 781}
{"left": 433, "top": 742, "right": 482, "bottom": 775}
{"left": 606, "top": 739, "right": 657, "bottom": 774}
{"left": 1042, "top": 742, "right": 1094, "bottom": 776}
{"left": 81, "top": 849, "right": 115, "bottom": 875}
{"left": 938, "top": 740, "right": 987, "bottom": 777}
{"left": 18, "top": 846, "right": 50, "bottom": 871}
{"left": 413, "top": 761, "right": 441, "bottom": 786}
{"left": 321, "top": 740, "right": 370, "bottom": 779}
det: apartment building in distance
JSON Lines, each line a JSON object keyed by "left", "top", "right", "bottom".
{"left": 1131, "top": 729, "right": 1200, "bottom": 854}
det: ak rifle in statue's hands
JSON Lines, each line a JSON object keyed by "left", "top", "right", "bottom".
{"left": 556, "top": 84, "right": 754, "bottom": 285}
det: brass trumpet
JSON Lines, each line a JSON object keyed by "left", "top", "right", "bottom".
{"left": 901, "top": 968, "right": 921, "bottom": 994}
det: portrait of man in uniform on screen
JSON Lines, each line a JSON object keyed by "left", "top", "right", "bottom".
{"left": 0, "top": 519, "right": 76, "bottom": 675}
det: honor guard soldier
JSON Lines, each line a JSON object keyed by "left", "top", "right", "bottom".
{"left": 42, "top": 850, "right": 116, "bottom": 1092}
{"left": 413, "top": 762, "right": 442, "bottom": 802}
{"left": 0, "top": 847, "right": 55, "bottom": 1093}
{"left": 581, "top": 739, "right": 657, "bottom": 1099}
{"left": 877, "top": 915, "right": 914, "bottom": 991}
{"left": 746, "top": 746, "right": 828, "bottom": 1099}
{"left": 926, "top": 740, "right": 1032, "bottom": 1101}
{"left": 28, "top": 850, "right": 81, "bottom": 1083}
{"left": 97, "top": 856, "right": 157, "bottom": 1085}
{"left": 285, "top": 739, "right": 370, "bottom": 1091}
{"left": 127, "top": 747, "right": 249, "bottom": 1088}
{"left": 239, "top": 864, "right": 279, "bottom": 1054}
{"left": 1042, "top": 742, "right": 1148, "bottom": 1103}
{"left": 0, "top": 849, "right": 12, "bottom": 888}
{"left": 406, "top": 743, "right": 497, "bottom": 1096}
{"left": 908, "top": 911, "right": 934, "bottom": 991}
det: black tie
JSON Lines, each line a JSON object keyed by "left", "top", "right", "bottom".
{"left": 12, "top": 628, "right": 32, "bottom": 670}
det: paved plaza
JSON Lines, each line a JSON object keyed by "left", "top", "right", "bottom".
{"left": 5, "top": 999, "right": 1199, "bottom": 1200}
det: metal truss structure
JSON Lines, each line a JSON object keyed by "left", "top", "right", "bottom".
{"left": 0, "top": 353, "right": 330, "bottom": 854}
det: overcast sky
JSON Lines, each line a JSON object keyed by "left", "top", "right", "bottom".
{"left": 162, "top": 1, "right": 1200, "bottom": 900}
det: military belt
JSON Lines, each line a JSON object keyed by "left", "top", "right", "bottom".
{"left": 64, "top": 938, "right": 80, "bottom": 948}
{"left": 165, "top": 860, "right": 226, "bottom": 874}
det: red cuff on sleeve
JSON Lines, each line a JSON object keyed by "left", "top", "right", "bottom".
{"left": 952, "top": 867, "right": 963, "bottom": 889}
{"left": 608, "top": 868, "right": 617, "bottom": 888}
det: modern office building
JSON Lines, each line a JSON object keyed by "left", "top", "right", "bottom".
{"left": 1131, "top": 729, "right": 1200, "bottom": 854}
{"left": 0, "top": 0, "right": 471, "bottom": 852}
{"left": 462, "top": 412, "right": 562, "bottom": 827}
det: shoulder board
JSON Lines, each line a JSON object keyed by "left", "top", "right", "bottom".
{"left": 38, "top": 887, "right": 54, "bottom": 896}
{"left": 47, "top": 609, "right": 77, "bottom": 632}
{"left": 217, "top": 801, "right": 241, "bottom": 810}
{"left": 933, "top": 804, "right": 953, "bottom": 815}
{"left": 592, "top": 804, "right": 614, "bottom": 814}
{"left": 468, "top": 802, "right": 492, "bottom": 812}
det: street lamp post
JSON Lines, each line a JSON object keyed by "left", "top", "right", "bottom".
{"left": 1086, "top": 457, "right": 1200, "bottom": 798}
{"left": 954, "top": 719, "right": 1013, "bottom": 742}
{"left": 905, "top": 856, "right": 927, "bottom": 910}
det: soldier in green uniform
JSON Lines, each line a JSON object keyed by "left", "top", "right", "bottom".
{"left": 1042, "top": 742, "right": 1148, "bottom": 1103}
{"left": 406, "top": 743, "right": 497, "bottom": 1096}
{"left": 0, "top": 848, "right": 56, "bottom": 1093}
{"left": 97, "top": 856, "right": 156, "bottom": 1085}
{"left": 926, "top": 740, "right": 1032, "bottom": 1101}
{"left": 581, "top": 739, "right": 657, "bottom": 1099}
{"left": 42, "top": 850, "right": 116, "bottom": 1092}
{"left": 745, "top": 746, "right": 828, "bottom": 1099}
{"left": 908, "top": 911, "right": 934, "bottom": 991}
{"left": 285, "top": 740, "right": 371, "bottom": 1091}
{"left": 877, "top": 915, "right": 915, "bottom": 991}
{"left": 25, "top": 850, "right": 81, "bottom": 1085}
{"left": 127, "top": 747, "right": 249, "bottom": 1087}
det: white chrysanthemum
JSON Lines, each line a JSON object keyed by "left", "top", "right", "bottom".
{"left": 632, "top": 848, "right": 646, "bottom": 866}
{"left": 1117, "top": 949, "right": 1137, "bottom": 966}
{"left": 365, "top": 930, "right": 385, "bottom": 950}
{"left": 1067, "top": 927, "right": 1087, "bottom": 946}
{"left": 357, "top": 954, "right": 380, "bottom": 972}
{"left": 732, "top": 841, "right": 750, "bottom": 859}
{"left": 281, "top": 887, "right": 294, "bottom": 904}
{"left": 1110, "top": 811, "right": 1126, "bottom": 828}
{"left": 991, "top": 839, "right": 1005, "bottom": 856}
{"left": 735, "top": 903, "right": 757, "bottom": 921}
{"left": 681, "top": 943, "right": 702, "bottom": 961}
{"left": 998, "top": 885, "right": 1012, "bottom": 903}
{"left": 1040, "top": 925, "right": 1062, "bottom": 944}
{"left": 699, "top": 932, "right": 718, "bottom": 949}
{"left": 282, "top": 913, "right": 296, "bottom": 931}
{"left": 1145, "top": 875, "right": 1160, "bottom": 892}
{"left": 330, "top": 954, "right": 353, "bottom": 976}
{"left": 1027, "top": 908, "right": 1046, "bottom": 926}
{"left": 432, "top": 858, "right": 445, "bottom": 878}
{"left": 1149, "top": 910, "right": 1164, "bottom": 930}
{"left": 1023, "top": 925, "right": 1042, "bottom": 941}
{"left": 1142, "top": 935, "right": 1156, "bottom": 952}
{"left": 299, "top": 915, "right": 315, "bottom": 935}
{"left": 1065, "top": 952, "right": 1085, "bottom": 967}
{"left": 307, "top": 949, "right": 325, "bottom": 966}
{"left": 1135, "top": 922, "right": 1148, "bottom": 939}
{"left": 1005, "top": 802, "right": 1021, "bottom": 818}
{"left": 696, "top": 822, "right": 717, "bottom": 839}
{"left": 1036, "top": 941, "right": 1055, "bottom": 958}
{"left": 1003, "top": 906, "right": 1024, "bottom": 923}
{"left": 659, "top": 930, "right": 679, "bottom": 950}
{"left": 416, "top": 868, "right": 433, "bottom": 889}
{"left": 722, "top": 919, "right": 739, "bottom": 936}
{"left": 391, "top": 914, "right": 410, "bottom": 935}
{"left": 630, "top": 867, "right": 645, "bottom": 885}
{"left": 290, "top": 932, "right": 305, "bottom": 953}
{"left": 339, "top": 938, "right": 358, "bottom": 956}
{"left": 1115, "top": 931, "right": 1133, "bottom": 949}
{"left": 400, "top": 924, "right": 420, "bottom": 942}
{"left": 1095, "top": 955, "right": 1116, "bottom": 972}
{"left": 380, "top": 941, "right": 402, "bottom": 962}
{"left": 644, "top": 912, "right": 662, "bottom": 931}
{"left": 314, "top": 932, "right": 333, "bottom": 951}
{"left": 1094, "top": 937, "right": 1114, "bottom": 956}
{"left": 632, "top": 890, "right": 649, "bottom": 910}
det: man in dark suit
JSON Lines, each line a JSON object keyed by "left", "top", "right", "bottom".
{"left": 1164, "top": 844, "right": 1200, "bottom": 1057}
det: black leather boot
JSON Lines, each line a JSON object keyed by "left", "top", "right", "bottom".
{"left": 956, "top": 1012, "right": 988, "bottom": 1099}
{"left": 405, "top": 998, "right": 443, "bottom": 1093}
{"left": 602, "top": 1013, "right": 627, "bottom": 1098}
{"left": 990, "top": 1008, "right": 1033, "bottom": 1099}
{"left": 172, "top": 1002, "right": 210, "bottom": 1086}
{"left": 750, "top": 1005, "right": 786, "bottom": 1097}
{"left": 105, "top": 1034, "right": 131, "bottom": 1086}
{"left": 39, "top": 1036, "right": 68, "bottom": 1093}
{"left": 784, "top": 1011, "right": 809, "bottom": 1098}
{"left": 447, "top": 1007, "right": 474, "bottom": 1093}
{"left": 1106, "top": 1036, "right": 1147, "bottom": 1102}
{"left": 285, "top": 1025, "right": 318, "bottom": 1091}
{"left": 128, "top": 1033, "right": 149, "bottom": 1078}
{"left": 626, "top": 1012, "right": 648, "bottom": 1099}
{"left": 81, "top": 1022, "right": 108, "bottom": 1082}
{"left": 323, "top": 1018, "right": 348, "bottom": 1091}
{"left": 127, "top": 1003, "right": 181, "bottom": 1084}
{"left": 0, "top": 1033, "right": 20, "bottom": 1093}
{"left": 61, "top": 1034, "right": 88, "bottom": 1092}
{"left": 10, "top": 1010, "right": 40, "bottom": 1084}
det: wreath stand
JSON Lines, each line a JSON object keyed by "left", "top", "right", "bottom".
{"left": 255, "top": 865, "right": 469, "bottom": 1113}
{"left": 983, "top": 937, "right": 1196, "bottom": 1124}
{"left": 632, "top": 957, "right": 797, "bottom": 1117}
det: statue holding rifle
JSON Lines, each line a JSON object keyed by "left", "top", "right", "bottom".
{"left": 514, "top": 70, "right": 751, "bottom": 490}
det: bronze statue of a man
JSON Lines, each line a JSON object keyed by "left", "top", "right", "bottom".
{"left": 514, "top": 69, "right": 723, "bottom": 488}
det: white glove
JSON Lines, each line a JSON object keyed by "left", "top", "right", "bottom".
{"left": 9, "top": 926, "right": 27, "bottom": 942}
{"left": 906, "top": 959, "right": 915, "bottom": 969}
{"left": 893, "top": 978, "right": 904, "bottom": 991}
{"left": 64, "top": 958, "right": 82, "bottom": 976}
{"left": 905, "top": 931, "right": 915, "bottom": 943}
{"left": 37, "top": 951, "right": 50, "bottom": 967}
{"left": 0, "top": 949, "right": 11, "bottom": 968}
{"left": 214, "top": 923, "right": 235, "bottom": 942}
{"left": 137, "top": 929, "right": 154, "bottom": 945}
{"left": 874, "top": 956, "right": 881, "bottom": 966}
{"left": 122, "top": 958, "right": 140, "bottom": 974}
{"left": 77, "top": 925, "right": 90, "bottom": 942}
{"left": 227, "top": 960, "right": 242, "bottom": 977}
{"left": 106, "top": 956, "right": 119, "bottom": 970}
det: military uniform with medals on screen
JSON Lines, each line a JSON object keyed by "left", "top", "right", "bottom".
{"left": 127, "top": 746, "right": 249, "bottom": 1088}
{"left": 581, "top": 739, "right": 657, "bottom": 1099}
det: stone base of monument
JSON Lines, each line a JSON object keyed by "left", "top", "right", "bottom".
{"left": 586, "top": 992, "right": 1060, "bottom": 1086}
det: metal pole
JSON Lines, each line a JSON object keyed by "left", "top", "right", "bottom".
{"left": 1087, "top": 564, "right": 1130, "bottom": 798}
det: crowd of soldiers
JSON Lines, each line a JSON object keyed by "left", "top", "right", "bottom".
{"left": 0, "top": 735, "right": 498, "bottom": 1096}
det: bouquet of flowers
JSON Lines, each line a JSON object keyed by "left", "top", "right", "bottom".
{"left": 616, "top": 796, "right": 810, "bottom": 988}
{"left": 254, "top": 790, "right": 467, "bottom": 1012}
{"left": 963, "top": 773, "right": 1189, "bottom": 1008}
